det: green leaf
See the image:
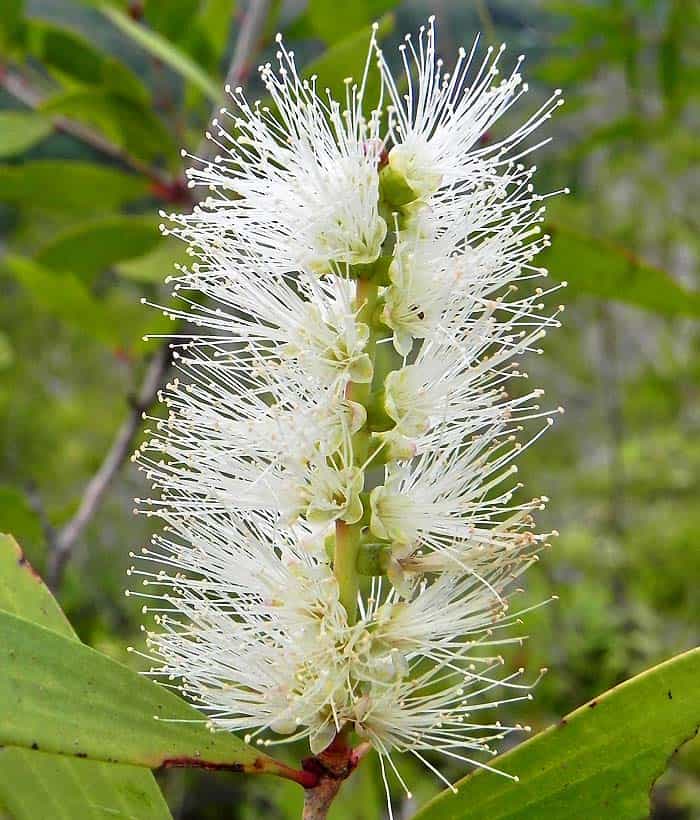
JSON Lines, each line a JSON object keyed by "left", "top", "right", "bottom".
{"left": 24, "top": 19, "right": 102, "bottom": 84}
{"left": 0, "top": 334, "right": 13, "bottom": 370}
{"left": 0, "top": 112, "right": 51, "bottom": 158}
{"left": 101, "top": 5, "right": 220, "bottom": 103}
{"left": 18, "top": 19, "right": 150, "bottom": 105}
{"left": 0, "top": 533, "right": 70, "bottom": 631}
{"left": 659, "top": 0, "right": 684, "bottom": 116}
{"left": 3, "top": 254, "right": 135, "bottom": 346}
{"left": 142, "top": 0, "right": 200, "bottom": 43}
{"left": 307, "top": 0, "right": 397, "bottom": 44}
{"left": 0, "top": 607, "right": 285, "bottom": 775}
{"left": 543, "top": 226, "right": 700, "bottom": 317}
{"left": 414, "top": 648, "right": 700, "bottom": 820}
{"left": 0, "top": 0, "right": 23, "bottom": 52}
{"left": 302, "top": 16, "right": 394, "bottom": 109}
{"left": 0, "top": 535, "right": 172, "bottom": 820}
{"left": 35, "top": 216, "right": 162, "bottom": 280}
{"left": 115, "top": 237, "right": 188, "bottom": 283}
{"left": 0, "top": 161, "right": 149, "bottom": 213}
{"left": 40, "top": 90, "right": 179, "bottom": 166}
{"left": 0, "top": 750, "right": 172, "bottom": 820}
{"left": 198, "top": 0, "right": 236, "bottom": 61}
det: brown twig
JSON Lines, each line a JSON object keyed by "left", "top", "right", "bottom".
{"left": 301, "top": 732, "right": 370, "bottom": 820}
{"left": 0, "top": 65, "right": 178, "bottom": 193}
{"left": 24, "top": 480, "right": 58, "bottom": 551}
{"left": 226, "top": 0, "right": 272, "bottom": 90}
{"left": 474, "top": 0, "right": 497, "bottom": 45}
{"left": 196, "top": 0, "right": 271, "bottom": 163}
{"left": 46, "top": 343, "right": 172, "bottom": 590}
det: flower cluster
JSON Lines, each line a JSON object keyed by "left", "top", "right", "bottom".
{"left": 130, "top": 17, "right": 565, "bottom": 804}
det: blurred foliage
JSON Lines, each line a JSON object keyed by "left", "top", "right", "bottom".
{"left": 0, "top": 0, "right": 698, "bottom": 818}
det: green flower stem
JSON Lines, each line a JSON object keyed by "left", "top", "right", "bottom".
{"left": 333, "top": 277, "right": 382, "bottom": 624}
{"left": 332, "top": 170, "right": 418, "bottom": 623}
{"left": 334, "top": 520, "right": 359, "bottom": 623}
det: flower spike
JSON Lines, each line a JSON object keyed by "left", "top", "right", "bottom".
{"left": 131, "top": 18, "right": 564, "bottom": 812}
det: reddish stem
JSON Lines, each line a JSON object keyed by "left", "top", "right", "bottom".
{"left": 301, "top": 731, "right": 369, "bottom": 820}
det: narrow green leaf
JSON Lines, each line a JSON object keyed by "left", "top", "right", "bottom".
{"left": 35, "top": 216, "right": 162, "bottom": 280}
{"left": 0, "top": 609, "right": 282, "bottom": 774}
{"left": 0, "top": 535, "right": 172, "bottom": 820}
{"left": 115, "top": 237, "right": 188, "bottom": 283}
{"left": 24, "top": 19, "right": 103, "bottom": 84}
{"left": 659, "top": 0, "right": 684, "bottom": 116}
{"left": 0, "top": 0, "right": 23, "bottom": 52}
{"left": 307, "top": 0, "right": 397, "bottom": 44}
{"left": 0, "top": 161, "right": 150, "bottom": 213}
{"left": 302, "top": 16, "right": 394, "bottom": 110}
{"left": 543, "top": 226, "right": 700, "bottom": 317}
{"left": 102, "top": 55, "right": 152, "bottom": 104}
{"left": 101, "top": 5, "right": 220, "bottom": 103}
{"left": 18, "top": 19, "right": 151, "bottom": 105}
{"left": 198, "top": 0, "right": 236, "bottom": 61}
{"left": 40, "top": 90, "right": 179, "bottom": 166}
{"left": 142, "top": 0, "right": 200, "bottom": 44}
{"left": 0, "top": 112, "right": 51, "bottom": 158}
{"left": 414, "top": 648, "right": 700, "bottom": 820}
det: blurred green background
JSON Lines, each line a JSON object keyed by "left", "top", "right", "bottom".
{"left": 0, "top": 0, "right": 698, "bottom": 817}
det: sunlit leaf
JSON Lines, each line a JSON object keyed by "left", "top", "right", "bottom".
{"left": 24, "top": 19, "right": 102, "bottom": 83}
{"left": 0, "top": 751, "right": 172, "bottom": 820}
{"left": 0, "top": 112, "right": 51, "bottom": 158}
{"left": 414, "top": 648, "right": 700, "bottom": 820}
{"left": 0, "top": 608, "right": 287, "bottom": 777}
{"left": 0, "top": 533, "right": 172, "bottom": 820}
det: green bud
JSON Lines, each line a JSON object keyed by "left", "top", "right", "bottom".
{"left": 356, "top": 539, "right": 392, "bottom": 576}
{"left": 379, "top": 164, "right": 419, "bottom": 208}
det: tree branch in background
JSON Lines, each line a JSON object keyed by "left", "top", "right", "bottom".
{"left": 0, "top": 65, "right": 180, "bottom": 194}
{"left": 474, "top": 0, "right": 496, "bottom": 45}
{"left": 46, "top": 343, "right": 172, "bottom": 591}
{"left": 227, "top": 0, "right": 272, "bottom": 90}
{"left": 24, "top": 480, "right": 58, "bottom": 553}
{"left": 35, "top": 0, "right": 273, "bottom": 591}
{"left": 197, "top": 0, "right": 271, "bottom": 161}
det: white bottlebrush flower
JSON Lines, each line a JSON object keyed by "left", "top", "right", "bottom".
{"left": 131, "top": 16, "right": 565, "bottom": 813}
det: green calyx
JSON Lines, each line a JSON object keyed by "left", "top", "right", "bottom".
{"left": 379, "top": 164, "right": 420, "bottom": 209}
{"left": 324, "top": 533, "right": 393, "bottom": 577}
